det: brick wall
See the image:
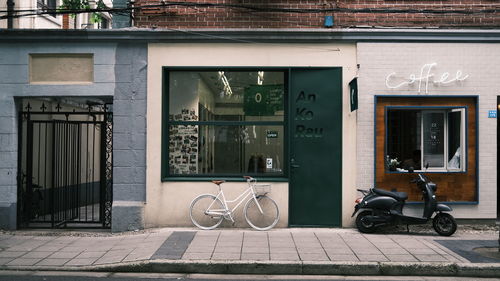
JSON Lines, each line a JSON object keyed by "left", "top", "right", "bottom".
{"left": 133, "top": 0, "right": 500, "bottom": 29}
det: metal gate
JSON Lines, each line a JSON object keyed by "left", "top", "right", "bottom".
{"left": 18, "top": 101, "right": 113, "bottom": 228}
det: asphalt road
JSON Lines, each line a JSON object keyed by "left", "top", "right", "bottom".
{"left": 0, "top": 271, "right": 498, "bottom": 281}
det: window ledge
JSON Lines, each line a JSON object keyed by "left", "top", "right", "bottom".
{"left": 162, "top": 177, "right": 289, "bottom": 182}
{"left": 387, "top": 169, "right": 466, "bottom": 174}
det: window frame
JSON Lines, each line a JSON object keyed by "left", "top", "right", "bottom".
{"left": 161, "top": 67, "right": 289, "bottom": 181}
{"left": 385, "top": 105, "right": 468, "bottom": 173}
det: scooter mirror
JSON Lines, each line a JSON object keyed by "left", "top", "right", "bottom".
{"left": 408, "top": 167, "right": 414, "bottom": 173}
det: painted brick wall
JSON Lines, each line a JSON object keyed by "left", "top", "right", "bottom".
{"left": 134, "top": 0, "right": 500, "bottom": 29}
{"left": 0, "top": 42, "right": 147, "bottom": 231}
{"left": 356, "top": 43, "right": 499, "bottom": 219}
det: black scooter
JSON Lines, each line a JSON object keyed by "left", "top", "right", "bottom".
{"left": 352, "top": 171, "right": 457, "bottom": 236}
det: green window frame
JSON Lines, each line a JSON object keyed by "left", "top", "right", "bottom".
{"left": 161, "top": 67, "right": 288, "bottom": 181}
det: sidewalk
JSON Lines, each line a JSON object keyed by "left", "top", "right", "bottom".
{"left": 0, "top": 227, "right": 499, "bottom": 277}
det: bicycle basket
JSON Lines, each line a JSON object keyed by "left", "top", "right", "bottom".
{"left": 253, "top": 184, "right": 271, "bottom": 195}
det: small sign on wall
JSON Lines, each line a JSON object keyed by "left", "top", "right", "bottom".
{"left": 488, "top": 110, "right": 497, "bottom": 118}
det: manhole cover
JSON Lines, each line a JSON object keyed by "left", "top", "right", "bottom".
{"left": 473, "top": 247, "right": 500, "bottom": 260}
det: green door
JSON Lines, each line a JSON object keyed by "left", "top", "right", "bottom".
{"left": 289, "top": 68, "right": 342, "bottom": 227}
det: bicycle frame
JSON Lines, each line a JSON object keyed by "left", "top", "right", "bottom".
{"left": 205, "top": 181, "right": 263, "bottom": 222}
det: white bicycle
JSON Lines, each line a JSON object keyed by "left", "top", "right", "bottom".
{"left": 189, "top": 176, "right": 279, "bottom": 231}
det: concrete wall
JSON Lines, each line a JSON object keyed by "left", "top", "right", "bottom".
{"left": 146, "top": 43, "right": 358, "bottom": 228}
{"left": 0, "top": 42, "right": 147, "bottom": 231}
{"left": 357, "top": 43, "right": 499, "bottom": 219}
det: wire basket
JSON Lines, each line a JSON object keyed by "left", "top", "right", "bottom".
{"left": 253, "top": 184, "right": 271, "bottom": 195}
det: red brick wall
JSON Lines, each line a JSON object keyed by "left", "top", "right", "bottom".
{"left": 133, "top": 0, "right": 500, "bottom": 29}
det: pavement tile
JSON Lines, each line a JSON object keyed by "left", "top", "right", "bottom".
{"left": 21, "top": 251, "right": 53, "bottom": 259}
{"left": 269, "top": 247, "right": 297, "bottom": 254}
{"left": 184, "top": 246, "right": 215, "bottom": 253}
{"left": 48, "top": 251, "right": 81, "bottom": 259}
{"left": 76, "top": 251, "right": 106, "bottom": 259}
{"left": 241, "top": 247, "right": 269, "bottom": 254}
{"left": 34, "top": 245, "right": 65, "bottom": 252}
{"left": 377, "top": 247, "right": 409, "bottom": 255}
{"left": 7, "top": 258, "right": 42, "bottom": 266}
{"left": 328, "top": 254, "right": 359, "bottom": 261}
{"left": 94, "top": 255, "right": 128, "bottom": 265}
{"left": 241, "top": 253, "right": 269, "bottom": 260}
{"left": 406, "top": 248, "right": 438, "bottom": 255}
{"left": 65, "top": 258, "right": 99, "bottom": 266}
{"left": 123, "top": 252, "right": 154, "bottom": 262}
{"left": 7, "top": 245, "right": 44, "bottom": 252}
{"left": 213, "top": 246, "right": 241, "bottom": 253}
{"left": 350, "top": 247, "right": 383, "bottom": 255}
{"left": 324, "top": 248, "right": 353, "bottom": 255}
{"left": 216, "top": 242, "right": 242, "bottom": 247}
{"left": 386, "top": 254, "right": 418, "bottom": 262}
{"left": 357, "top": 254, "right": 389, "bottom": 262}
{"left": 182, "top": 252, "right": 213, "bottom": 260}
{"left": 211, "top": 253, "right": 241, "bottom": 260}
{"left": 0, "top": 251, "right": 26, "bottom": 258}
{"left": 36, "top": 258, "right": 70, "bottom": 266}
{"left": 270, "top": 253, "right": 300, "bottom": 261}
{"left": 0, "top": 258, "right": 13, "bottom": 265}
{"left": 269, "top": 242, "right": 295, "bottom": 247}
{"left": 298, "top": 253, "right": 329, "bottom": 261}
{"left": 59, "top": 246, "right": 87, "bottom": 252}
{"left": 414, "top": 254, "right": 449, "bottom": 262}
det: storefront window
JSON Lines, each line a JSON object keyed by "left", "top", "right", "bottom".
{"left": 164, "top": 70, "right": 286, "bottom": 177}
{"left": 386, "top": 107, "right": 466, "bottom": 172}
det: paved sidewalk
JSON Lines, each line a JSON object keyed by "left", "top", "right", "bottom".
{"left": 0, "top": 228, "right": 499, "bottom": 277}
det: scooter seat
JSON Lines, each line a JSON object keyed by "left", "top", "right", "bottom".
{"left": 373, "top": 188, "right": 408, "bottom": 201}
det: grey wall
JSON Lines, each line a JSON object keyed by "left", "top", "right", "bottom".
{"left": 111, "top": 43, "right": 148, "bottom": 232}
{"left": 0, "top": 41, "right": 147, "bottom": 231}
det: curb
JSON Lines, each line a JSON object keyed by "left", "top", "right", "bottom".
{"left": 2, "top": 260, "right": 500, "bottom": 277}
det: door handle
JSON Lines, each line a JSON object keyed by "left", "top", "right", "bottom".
{"left": 291, "top": 164, "right": 300, "bottom": 168}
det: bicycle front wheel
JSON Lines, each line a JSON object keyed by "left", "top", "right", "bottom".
{"left": 189, "top": 194, "right": 224, "bottom": 230}
{"left": 244, "top": 195, "right": 279, "bottom": 231}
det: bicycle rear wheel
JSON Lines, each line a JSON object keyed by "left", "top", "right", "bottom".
{"left": 244, "top": 195, "right": 279, "bottom": 231}
{"left": 189, "top": 194, "right": 224, "bottom": 230}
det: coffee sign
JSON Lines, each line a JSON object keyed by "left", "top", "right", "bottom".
{"left": 385, "top": 63, "right": 469, "bottom": 94}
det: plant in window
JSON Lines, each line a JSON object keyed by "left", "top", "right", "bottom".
{"left": 386, "top": 155, "right": 400, "bottom": 171}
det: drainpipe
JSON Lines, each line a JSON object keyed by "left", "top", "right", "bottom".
{"left": 7, "top": 0, "right": 14, "bottom": 29}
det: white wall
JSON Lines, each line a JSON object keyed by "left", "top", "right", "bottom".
{"left": 147, "top": 43, "right": 358, "bottom": 228}
{"left": 357, "top": 43, "right": 499, "bottom": 219}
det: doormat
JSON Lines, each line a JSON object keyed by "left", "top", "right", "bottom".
{"left": 436, "top": 240, "right": 499, "bottom": 263}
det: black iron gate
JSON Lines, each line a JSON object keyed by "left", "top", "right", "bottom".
{"left": 18, "top": 101, "right": 113, "bottom": 228}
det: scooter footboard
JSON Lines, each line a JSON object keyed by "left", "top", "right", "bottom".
{"left": 436, "top": 203, "right": 452, "bottom": 212}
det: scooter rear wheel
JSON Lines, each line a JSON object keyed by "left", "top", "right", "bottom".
{"left": 432, "top": 213, "right": 457, "bottom": 236}
{"left": 355, "top": 211, "right": 377, "bottom": 233}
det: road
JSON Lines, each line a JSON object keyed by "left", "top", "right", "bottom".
{"left": 0, "top": 271, "right": 498, "bottom": 281}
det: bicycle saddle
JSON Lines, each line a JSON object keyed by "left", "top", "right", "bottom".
{"left": 373, "top": 188, "right": 408, "bottom": 201}
{"left": 212, "top": 180, "right": 225, "bottom": 185}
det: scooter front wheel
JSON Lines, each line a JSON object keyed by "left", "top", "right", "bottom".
{"left": 355, "top": 211, "right": 377, "bottom": 234}
{"left": 432, "top": 213, "right": 457, "bottom": 236}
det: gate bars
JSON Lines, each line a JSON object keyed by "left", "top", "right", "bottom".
{"left": 17, "top": 102, "right": 113, "bottom": 228}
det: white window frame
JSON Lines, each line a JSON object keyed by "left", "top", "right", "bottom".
{"left": 388, "top": 107, "right": 466, "bottom": 173}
